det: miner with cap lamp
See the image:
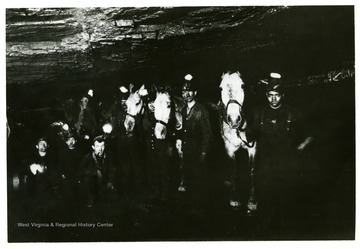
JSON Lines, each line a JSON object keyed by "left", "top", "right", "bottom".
{"left": 74, "top": 93, "right": 97, "bottom": 143}
{"left": 177, "top": 74, "right": 213, "bottom": 218}
{"left": 102, "top": 85, "right": 129, "bottom": 137}
{"left": 250, "top": 72, "right": 313, "bottom": 235}
{"left": 26, "top": 136, "right": 61, "bottom": 204}
{"left": 77, "top": 135, "right": 116, "bottom": 207}
{"left": 57, "top": 132, "right": 83, "bottom": 202}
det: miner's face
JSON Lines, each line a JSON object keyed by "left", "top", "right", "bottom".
{"left": 66, "top": 137, "right": 76, "bottom": 149}
{"left": 266, "top": 91, "right": 283, "bottom": 109}
{"left": 182, "top": 90, "right": 197, "bottom": 103}
{"left": 80, "top": 97, "right": 89, "bottom": 109}
{"left": 36, "top": 140, "right": 48, "bottom": 152}
{"left": 92, "top": 141, "right": 105, "bottom": 156}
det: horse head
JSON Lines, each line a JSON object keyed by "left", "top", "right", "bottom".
{"left": 124, "top": 84, "right": 147, "bottom": 132}
{"left": 220, "top": 71, "right": 245, "bottom": 129}
{"left": 153, "top": 90, "right": 172, "bottom": 139}
{"left": 152, "top": 85, "right": 184, "bottom": 140}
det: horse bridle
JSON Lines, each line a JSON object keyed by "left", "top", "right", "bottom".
{"left": 154, "top": 93, "right": 172, "bottom": 128}
{"left": 225, "top": 99, "right": 245, "bottom": 130}
{"left": 222, "top": 99, "right": 255, "bottom": 148}
{"left": 126, "top": 112, "right": 137, "bottom": 119}
{"left": 226, "top": 99, "right": 242, "bottom": 110}
{"left": 156, "top": 119, "right": 168, "bottom": 127}
{"left": 126, "top": 100, "right": 145, "bottom": 120}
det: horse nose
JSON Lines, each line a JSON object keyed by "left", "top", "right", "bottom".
{"left": 125, "top": 118, "right": 135, "bottom": 132}
{"left": 154, "top": 124, "right": 167, "bottom": 139}
{"left": 227, "top": 115, "right": 241, "bottom": 129}
{"left": 161, "top": 127, "right": 167, "bottom": 139}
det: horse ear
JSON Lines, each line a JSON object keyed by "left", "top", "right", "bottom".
{"left": 139, "top": 85, "right": 149, "bottom": 96}
{"left": 129, "top": 84, "right": 134, "bottom": 93}
{"left": 220, "top": 72, "right": 227, "bottom": 88}
{"left": 236, "top": 71, "right": 241, "bottom": 77}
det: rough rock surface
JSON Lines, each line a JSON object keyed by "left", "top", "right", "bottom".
{"left": 6, "top": 7, "right": 354, "bottom": 108}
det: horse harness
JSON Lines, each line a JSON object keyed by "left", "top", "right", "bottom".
{"left": 153, "top": 97, "right": 177, "bottom": 130}
{"left": 126, "top": 102, "right": 145, "bottom": 120}
{"left": 155, "top": 119, "right": 168, "bottom": 127}
{"left": 220, "top": 100, "right": 255, "bottom": 148}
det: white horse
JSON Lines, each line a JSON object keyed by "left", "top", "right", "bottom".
{"left": 153, "top": 91, "right": 183, "bottom": 140}
{"left": 153, "top": 91, "right": 172, "bottom": 140}
{"left": 219, "top": 71, "right": 257, "bottom": 213}
{"left": 152, "top": 89, "right": 186, "bottom": 192}
{"left": 124, "top": 84, "right": 147, "bottom": 133}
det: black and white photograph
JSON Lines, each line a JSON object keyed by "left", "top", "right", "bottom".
{"left": 4, "top": 1, "right": 357, "bottom": 243}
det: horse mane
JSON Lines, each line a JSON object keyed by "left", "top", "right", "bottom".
{"left": 173, "top": 95, "right": 185, "bottom": 113}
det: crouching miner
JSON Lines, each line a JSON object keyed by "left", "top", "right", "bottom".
{"left": 27, "top": 137, "right": 61, "bottom": 207}
{"left": 77, "top": 135, "right": 116, "bottom": 207}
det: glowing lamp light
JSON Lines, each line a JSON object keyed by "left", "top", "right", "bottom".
{"left": 184, "top": 74, "right": 193, "bottom": 81}
{"left": 88, "top": 89, "right": 94, "bottom": 97}
{"left": 30, "top": 163, "right": 45, "bottom": 175}
{"left": 30, "top": 164, "right": 38, "bottom": 175}
{"left": 12, "top": 174, "right": 20, "bottom": 190}
{"left": 270, "top": 72, "right": 281, "bottom": 79}
{"left": 102, "top": 123, "right": 113, "bottom": 134}
{"left": 51, "top": 121, "right": 63, "bottom": 127}
{"left": 62, "top": 123, "right": 69, "bottom": 131}
{"left": 119, "top": 86, "right": 128, "bottom": 93}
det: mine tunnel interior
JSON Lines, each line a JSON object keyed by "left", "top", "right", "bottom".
{"left": 6, "top": 6, "right": 355, "bottom": 241}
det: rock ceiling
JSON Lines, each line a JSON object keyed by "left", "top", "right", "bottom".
{"left": 6, "top": 6, "right": 355, "bottom": 108}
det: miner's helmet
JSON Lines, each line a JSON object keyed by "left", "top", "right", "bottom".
{"left": 93, "top": 134, "right": 106, "bottom": 144}
{"left": 36, "top": 136, "right": 48, "bottom": 144}
{"left": 64, "top": 132, "right": 76, "bottom": 141}
{"left": 266, "top": 72, "right": 284, "bottom": 93}
{"left": 118, "top": 85, "right": 129, "bottom": 100}
{"left": 182, "top": 74, "right": 197, "bottom": 92}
